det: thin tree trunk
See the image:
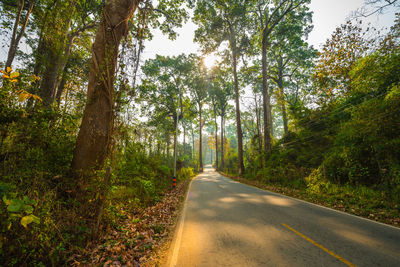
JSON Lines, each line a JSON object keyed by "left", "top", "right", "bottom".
{"left": 278, "top": 57, "right": 288, "bottom": 135}
{"left": 5, "top": 0, "right": 34, "bottom": 69}
{"left": 72, "top": 0, "right": 140, "bottom": 175}
{"left": 191, "top": 125, "right": 195, "bottom": 160}
{"left": 173, "top": 116, "right": 178, "bottom": 178}
{"left": 255, "top": 95, "right": 262, "bottom": 153}
{"left": 56, "top": 72, "right": 67, "bottom": 106}
{"left": 166, "top": 133, "right": 170, "bottom": 157}
{"left": 214, "top": 114, "right": 218, "bottom": 170}
{"left": 279, "top": 85, "right": 288, "bottom": 135}
{"left": 183, "top": 124, "right": 186, "bottom": 156}
{"left": 221, "top": 115, "right": 224, "bottom": 170}
{"left": 232, "top": 46, "right": 244, "bottom": 176}
{"left": 199, "top": 104, "right": 203, "bottom": 172}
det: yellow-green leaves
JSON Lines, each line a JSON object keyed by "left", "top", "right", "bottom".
{"left": 20, "top": 215, "right": 40, "bottom": 229}
{"left": 2, "top": 195, "right": 40, "bottom": 229}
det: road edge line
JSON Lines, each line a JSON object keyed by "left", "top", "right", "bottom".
{"left": 166, "top": 175, "right": 196, "bottom": 267}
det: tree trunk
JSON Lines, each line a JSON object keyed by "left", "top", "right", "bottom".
{"left": 232, "top": 46, "right": 244, "bottom": 176}
{"left": 5, "top": 0, "right": 34, "bottom": 69}
{"left": 261, "top": 35, "right": 272, "bottom": 152}
{"left": 279, "top": 82, "right": 288, "bottom": 135}
{"left": 221, "top": 115, "right": 224, "bottom": 170}
{"left": 191, "top": 125, "right": 195, "bottom": 160}
{"left": 199, "top": 104, "right": 203, "bottom": 172}
{"left": 278, "top": 58, "right": 288, "bottom": 135}
{"left": 183, "top": 124, "right": 186, "bottom": 156}
{"left": 72, "top": 0, "right": 140, "bottom": 175}
{"left": 166, "top": 132, "right": 170, "bottom": 157}
{"left": 56, "top": 72, "right": 67, "bottom": 105}
{"left": 214, "top": 114, "right": 218, "bottom": 170}
{"left": 39, "top": 25, "right": 78, "bottom": 105}
{"left": 255, "top": 95, "right": 262, "bottom": 153}
{"left": 173, "top": 115, "right": 178, "bottom": 177}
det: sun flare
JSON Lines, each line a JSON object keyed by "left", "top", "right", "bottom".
{"left": 203, "top": 54, "right": 217, "bottom": 69}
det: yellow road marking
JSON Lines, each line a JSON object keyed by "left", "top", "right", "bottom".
{"left": 281, "top": 223, "right": 356, "bottom": 267}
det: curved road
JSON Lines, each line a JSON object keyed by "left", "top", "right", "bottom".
{"left": 166, "top": 166, "right": 400, "bottom": 266}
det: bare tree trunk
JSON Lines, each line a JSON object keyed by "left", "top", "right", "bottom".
{"left": 5, "top": 0, "right": 34, "bottom": 69}
{"left": 232, "top": 46, "right": 244, "bottom": 176}
{"left": 72, "top": 0, "right": 140, "bottom": 175}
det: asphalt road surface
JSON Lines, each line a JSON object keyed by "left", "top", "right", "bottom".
{"left": 166, "top": 166, "right": 400, "bottom": 267}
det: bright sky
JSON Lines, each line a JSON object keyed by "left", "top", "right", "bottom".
{"left": 142, "top": 0, "right": 398, "bottom": 62}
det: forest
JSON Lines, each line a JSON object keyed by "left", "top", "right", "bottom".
{"left": 0, "top": 0, "right": 399, "bottom": 266}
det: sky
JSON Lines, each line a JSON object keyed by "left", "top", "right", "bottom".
{"left": 142, "top": 0, "right": 398, "bottom": 62}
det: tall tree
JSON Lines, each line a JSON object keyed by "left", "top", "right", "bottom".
{"left": 192, "top": 0, "right": 250, "bottom": 175}
{"left": 214, "top": 67, "right": 234, "bottom": 171}
{"left": 189, "top": 56, "right": 208, "bottom": 172}
{"left": 33, "top": 0, "right": 100, "bottom": 105}
{"left": 267, "top": 7, "right": 315, "bottom": 135}
{"left": 72, "top": 0, "right": 188, "bottom": 175}
{"left": 251, "top": 0, "right": 309, "bottom": 152}
{"left": 208, "top": 74, "right": 219, "bottom": 170}
{"left": 72, "top": 0, "right": 141, "bottom": 175}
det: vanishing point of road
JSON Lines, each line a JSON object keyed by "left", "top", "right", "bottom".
{"left": 166, "top": 166, "right": 400, "bottom": 266}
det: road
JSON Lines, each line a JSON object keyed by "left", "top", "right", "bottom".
{"left": 166, "top": 166, "right": 400, "bottom": 266}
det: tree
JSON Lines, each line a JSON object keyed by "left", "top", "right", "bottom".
{"left": 32, "top": 0, "right": 100, "bottom": 105}
{"left": 72, "top": 0, "right": 141, "bottom": 176}
{"left": 188, "top": 56, "right": 208, "bottom": 172}
{"left": 314, "top": 20, "right": 374, "bottom": 104}
{"left": 208, "top": 72, "right": 219, "bottom": 169}
{"left": 192, "top": 0, "right": 250, "bottom": 175}
{"left": 138, "top": 54, "right": 192, "bottom": 173}
{"left": 267, "top": 7, "right": 315, "bottom": 135}
{"left": 72, "top": 0, "right": 188, "bottom": 174}
{"left": 214, "top": 67, "right": 234, "bottom": 171}
{"left": 251, "top": 0, "right": 310, "bottom": 152}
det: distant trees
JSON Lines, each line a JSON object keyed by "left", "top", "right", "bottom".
{"left": 192, "top": 0, "right": 251, "bottom": 175}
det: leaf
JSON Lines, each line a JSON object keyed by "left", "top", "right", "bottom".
{"left": 7, "top": 198, "right": 24, "bottom": 212}
{"left": 23, "top": 205, "right": 33, "bottom": 214}
{"left": 2, "top": 74, "right": 9, "bottom": 79}
{"left": 32, "top": 95, "right": 43, "bottom": 102}
{"left": 9, "top": 72, "right": 19, "bottom": 78}
{"left": 6, "top": 67, "right": 12, "bottom": 73}
{"left": 20, "top": 214, "right": 40, "bottom": 229}
{"left": 18, "top": 93, "right": 30, "bottom": 102}
{"left": 2, "top": 195, "right": 11, "bottom": 206}
{"left": 10, "top": 79, "right": 18, "bottom": 83}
